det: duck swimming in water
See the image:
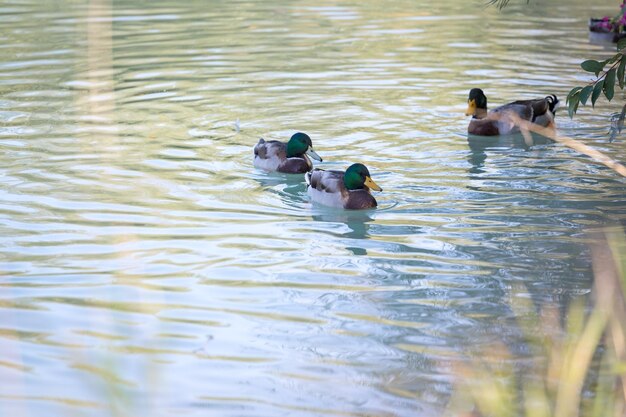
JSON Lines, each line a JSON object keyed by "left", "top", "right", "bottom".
{"left": 253, "top": 132, "right": 322, "bottom": 173}
{"left": 305, "top": 163, "right": 382, "bottom": 210}
{"left": 465, "top": 88, "right": 558, "bottom": 136}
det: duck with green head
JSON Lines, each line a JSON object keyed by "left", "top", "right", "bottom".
{"left": 305, "top": 163, "right": 383, "bottom": 210}
{"left": 465, "top": 88, "right": 559, "bottom": 136}
{"left": 254, "top": 132, "right": 322, "bottom": 173}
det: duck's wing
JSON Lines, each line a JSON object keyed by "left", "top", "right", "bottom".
{"left": 491, "top": 102, "right": 533, "bottom": 121}
{"left": 254, "top": 139, "right": 287, "bottom": 160}
{"left": 506, "top": 95, "right": 559, "bottom": 128}
{"left": 509, "top": 95, "right": 558, "bottom": 117}
{"left": 254, "top": 139, "right": 289, "bottom": 171}
{"left": 306, "top": 169, "right": 345, "bottom": 193}
{"left": 306, "top": 169, "right": 348, "bottom": 208}
{"left": 508, "top": 99, "right": 544, "bottom": 117}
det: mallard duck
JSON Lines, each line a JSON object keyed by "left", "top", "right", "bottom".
{"left": 253, "top": 132, "right": 322, "bottom": 173}
{"left": 465, "top": 88, "right": 558, "bottom": 136}
{"left": 305, "top": 163, "right": 382, "bottom": 210}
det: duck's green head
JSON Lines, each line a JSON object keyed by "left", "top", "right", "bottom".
{"left": 466, "top": 88, "right": 487, "bottom": 117}
{"left": 286, "top": 132, "right": 322, "bottom": 161}
{"left": 344, "top": 163, "right": 382, "bottom": 192}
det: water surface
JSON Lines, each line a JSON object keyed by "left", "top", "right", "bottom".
{"left": 1, "top": 0, "right": 625, "bottom": 416}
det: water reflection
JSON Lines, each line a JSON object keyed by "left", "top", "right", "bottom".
{"left": 312, "top": 209, "right": 374, "bottom": 255}
{"left": 251, "top": 170, "right": 310, "bottom": 210}
{"left": 466, "top": 132, "right": 556, "bottom": 174}
{"left": 2, "top": 0, "right": 626, "bottom": 416}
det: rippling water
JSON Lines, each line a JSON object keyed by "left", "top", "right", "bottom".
{"left": 1, "top": 0, "right": 625, "bottom": 415}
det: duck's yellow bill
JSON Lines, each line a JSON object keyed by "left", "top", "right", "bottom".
{"left": 365, "top": 176, "right": 382, "bottom": 192}
{"left": 306, "top": 148, "right": 323, "bottom": 162}
{"left": 465, "top": 99, "right": 476, "bottom": 116}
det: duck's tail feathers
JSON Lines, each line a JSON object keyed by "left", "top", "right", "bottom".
{"left": 546, "top": 95, "right": 559, "bottom": 113}
{"left": 304, "top": 171, "right": 312, "bottom": 187}
{"left": 253, "top": 138, "right": 266, "bottom": 157}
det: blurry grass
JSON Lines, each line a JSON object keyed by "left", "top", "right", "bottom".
{"left": 486, "top": 0, "right": 529, "bottom": 10}
{"left": 446, "top": 227, "right": 626, "bottom": 417}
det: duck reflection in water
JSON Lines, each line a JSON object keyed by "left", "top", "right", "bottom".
{"left": 312, "top": 209, "right": 374, "bottom": 256}
{"left": 253, "top": 173, "right": 374, "bottom": 256}
{"left": 466, "top": 132, "right": 554, "bottom": 174}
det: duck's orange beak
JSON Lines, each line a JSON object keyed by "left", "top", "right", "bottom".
{"left": 364, "top": 176, "right": 382, "bottom": 192}
{"left": 465, "top": 99, "right": 476, "bottom": 116}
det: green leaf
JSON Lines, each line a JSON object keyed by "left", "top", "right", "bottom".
{"left": 592, "top": 79, "right": 605, "bottom": 107}
{"left": 579, "top": 85, "right": 593, "bottom": 105}
{"left": 604, "top": 68, "right": 616, "bottom": 101}
{"left": 568, "top": 94, "right": 580, "bottom": 118}
{"left": 566, "top": 86, "right": 583, "bottom": 104}
{"left": 581, "top": 60, "right": 605, "bottom": 76}
{"left": 618, "top": 38, "right": 626, "bottom": 51}
{"left": 618, "top": 57, "right": 626, "bottom": 89}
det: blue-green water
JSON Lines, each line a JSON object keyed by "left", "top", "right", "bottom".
{"left": 1, "top": 0, "right": 625, "bottom": 416}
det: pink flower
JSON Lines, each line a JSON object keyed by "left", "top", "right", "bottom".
{"left": 598, "top": 19, "right": 614, "bottom": 30}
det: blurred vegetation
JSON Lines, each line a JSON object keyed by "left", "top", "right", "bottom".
{"left": 446, "top": 227, "right": 626, "bottom": 417}
{"left": 486, "top": 0, "right": 529, "bottom": 10}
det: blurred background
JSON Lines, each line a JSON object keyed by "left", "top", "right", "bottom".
{"left": 0, "top": 0, "right": 624, "bottom": 416}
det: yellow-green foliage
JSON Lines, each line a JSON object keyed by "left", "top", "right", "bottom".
{"left": 447, "top": 228, "right": 626, "bottom": 417}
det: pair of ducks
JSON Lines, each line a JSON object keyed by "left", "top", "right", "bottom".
{"left": 253, "top": 88, "right": 559, "bottom": 210}
{"left": 253, "top": 132, "right": 382, "bottom": 209}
